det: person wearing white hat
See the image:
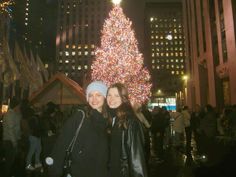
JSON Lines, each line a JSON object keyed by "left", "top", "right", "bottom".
{"left": 48, "top": 81, "right": 109, "bottom": 177}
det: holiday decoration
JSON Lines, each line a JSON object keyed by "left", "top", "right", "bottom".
{"left": 91, "top": 3, "right": 152, "bottom": 104}
{"left": 0, "top": 0, "right": 14, "bottom": 17}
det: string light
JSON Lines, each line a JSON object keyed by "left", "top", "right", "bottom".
{"left": 0, "top": 0, "right": 14, "bottom": 17}
{"left": 91, "top": 5, "right": 152, "bottom": 104}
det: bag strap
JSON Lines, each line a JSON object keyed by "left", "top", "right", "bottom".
{"left": 66, "top": 109, "right": 85, "bottom": 153}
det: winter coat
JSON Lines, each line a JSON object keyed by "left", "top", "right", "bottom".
{"left": 48, "top": 108, "right": 108, "bottom": 177}
{"left": 108, "top": 112, "right": 148, "bottom": 177}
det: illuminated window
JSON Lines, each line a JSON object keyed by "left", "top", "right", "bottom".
{"left": 78, "top": 45, "right": 81, "bottom": 49}
{"left": 72, "top": 52, "right": 76, "bottom": 56}
{"left": 59, "top": 60, "right": 62, "bottom": 63}
{"left": 84, "top": 65, "right": 88, "bottom": 69}
{"left": 91, "top": 51, "right": 95, "bottom": 55}
{"left": 72, "top": 45, "right": 76, "bottom": 49}
{"left": 176, "top": 71, "right": 179, "bottom": 75}
{"left": 152, "top": 66, "right": 155, "bottom": 69}
{"left": 65, "top": 51, "right": 69, "bottom": 56}
{"left": 78, "top": 51, "right": 82, "bottom": 55}
{"left": 150, "top": 17, "right": 154, "bottom": 22}
{"left": 78, "top": 66, "right": 82, "bottom": 70}
{"left": 66, "top": 45, "right": 69, "bottom": 48}
{"left": 157, "top": 66, "right": 160, "bottom": 69}
{"left": 152, "top": 60, "right": 155, "bottom": 63}
{"left": 171, "top": 71, "right": 175, "bottom": 74}
{"left": 85, "top": 51, "right": 88, "bottom": 55}
{"left": 176, "top": 59, "right": 179, "bottom": 62}
{"left": 65, "top": 60, "right": 69, "bottom": 63}
{"left": 72, "top": 65, "right": 75, "bottom": 70}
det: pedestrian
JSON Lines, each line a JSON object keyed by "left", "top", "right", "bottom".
{"left": 106, "top": 83, "right": 148, "bottom": 177}
{"left": 25, "top": 108, "right": 42, "bottom": 171}
{"left": 2, "top": 97, "right": 21, "bottom": 177}
{"left": 48, "top": 81, "right": 109, "bottom": 177}
{"left": 182, "top": 106, "right": 192, "bottom": 153}
{"left": 151, "top": 107, "right": 168, "bottom": 162}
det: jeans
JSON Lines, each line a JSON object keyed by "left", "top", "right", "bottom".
{"left": 26, "top": 135, "right": 42, "bottom": 165}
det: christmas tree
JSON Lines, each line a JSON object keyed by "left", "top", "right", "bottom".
{"left": 91, "top": 1, "right": 152, "bottom": 104}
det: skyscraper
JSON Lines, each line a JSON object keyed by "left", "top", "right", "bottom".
{"left": 145, "top": 2, "right": 186, "bottom": 99}
{"left": 55, "top": 0, "right": 113, "bottom": 85}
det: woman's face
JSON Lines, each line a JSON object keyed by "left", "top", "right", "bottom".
{"left": 107, "top": 87, "right": 122, "bottom": 109}
{"left": 87, "top": 91, "right": 105, "bottom": 112}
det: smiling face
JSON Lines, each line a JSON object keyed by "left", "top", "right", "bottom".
{"left": 106, "top": 87, "right": 122, "bottom": 109}
{"left": 87, "top": 91, "right": 105, "bottom": 112}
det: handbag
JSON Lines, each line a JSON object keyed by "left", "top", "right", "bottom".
{"left": 62, "top": 109, "right": 85, "bottom": 177}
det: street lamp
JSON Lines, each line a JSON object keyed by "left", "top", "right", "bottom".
{"left": 112, "top": 0, "right": 122, "bottom": 5}
{"left": 182, "top": 75, "right": 188, "bottom": 106}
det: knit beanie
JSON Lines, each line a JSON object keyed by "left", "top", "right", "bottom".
{"left": 86, "top": 81, "right": 108, "bottom": 100}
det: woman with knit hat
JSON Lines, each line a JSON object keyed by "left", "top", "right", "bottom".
{"left": 48, "top": 81, "right": 109, "bottom": 177}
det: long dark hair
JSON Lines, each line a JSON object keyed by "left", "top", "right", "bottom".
{"left": 107, "top": 83, "right": 135, "bottom": 129}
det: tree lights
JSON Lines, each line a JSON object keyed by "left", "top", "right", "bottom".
{"left": 91, "top": 4, "right": 152, "bottom": 104}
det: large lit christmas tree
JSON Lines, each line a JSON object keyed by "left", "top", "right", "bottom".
{"left": 91, "top": 0, "right": 152, "bottom": 104}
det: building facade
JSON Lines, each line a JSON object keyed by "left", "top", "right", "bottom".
{"left": 56, "top": 0, "right": 146, "bottom": 86}
{"left": 145, "top": 2, "right": 186, "bottom": 106}
{"left": 183, "top": 0, "right": 236, "bottom": 109}
{"left": 55, "top": 0, "right": 112, "bottom": 85}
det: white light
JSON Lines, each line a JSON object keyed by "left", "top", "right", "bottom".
{"left": 166, "top": 34, "right": 173, "bottom": 40}
{"left": 112, "top": 0, "right": 122, "bottom": 5}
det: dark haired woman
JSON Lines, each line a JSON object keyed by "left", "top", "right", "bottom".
{"left": 106, "top": 83, "right": 148, "bottom": 177}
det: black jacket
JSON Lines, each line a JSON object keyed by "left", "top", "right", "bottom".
{"left": 48, "top": 108, "right": 108, "bottom": 177}
{"left": 109, "top": 113, "right": 148, "bottom": 177}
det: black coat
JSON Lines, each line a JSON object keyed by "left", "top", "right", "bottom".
{"left": 48, "top": 108, "right": 108, "bottom": 177}
{"left": 108, "top": 113, "right": 148, "bottom": 177}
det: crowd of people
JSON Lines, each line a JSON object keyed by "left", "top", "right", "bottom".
{"left": 1, "top": 80, "right": 236, "bottom": 177}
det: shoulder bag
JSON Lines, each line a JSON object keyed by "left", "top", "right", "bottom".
{"left": 62, "top": 109, "right": 85, "bottom": 177}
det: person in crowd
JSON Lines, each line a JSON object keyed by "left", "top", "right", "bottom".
{"left": 106, "top": 83, "right": 148, "bottom": 177}
{"left": 182, "top": 106, "right": 192, "bottom": 154}
{"left": 2, "top": 97, "right": 21, "bottom": 177}
{"left": 40, "top": 102, "right": 61, "bottom": 169}
{"left": 190, "top": 104, "right": 204, "bottom": 155}
{"left": 25, "top": 108, "right": 42, "bottom": 170}
{"left": 151, "top": 106, "right": 168, "bottom": 162}
{"left": 162, "top": 106, "right": 171, "bottom": 149}
{"left": 198, "top": 104, "right": 217, "bottom": 162}
{"left": 48, "top": 81, "right": 109, "bottom": 177}
{"left": 172, "top": 108, "right": 185, "bottom": 151}
{"left": 133, "top": 102, "right": 151, "bottom": 165}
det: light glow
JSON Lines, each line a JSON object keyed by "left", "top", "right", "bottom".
{"left": 112, "top": 0, "right": 122, "bottom": 5}
{"left": 91, "top": 5, "right": 152, "bottom": 104}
